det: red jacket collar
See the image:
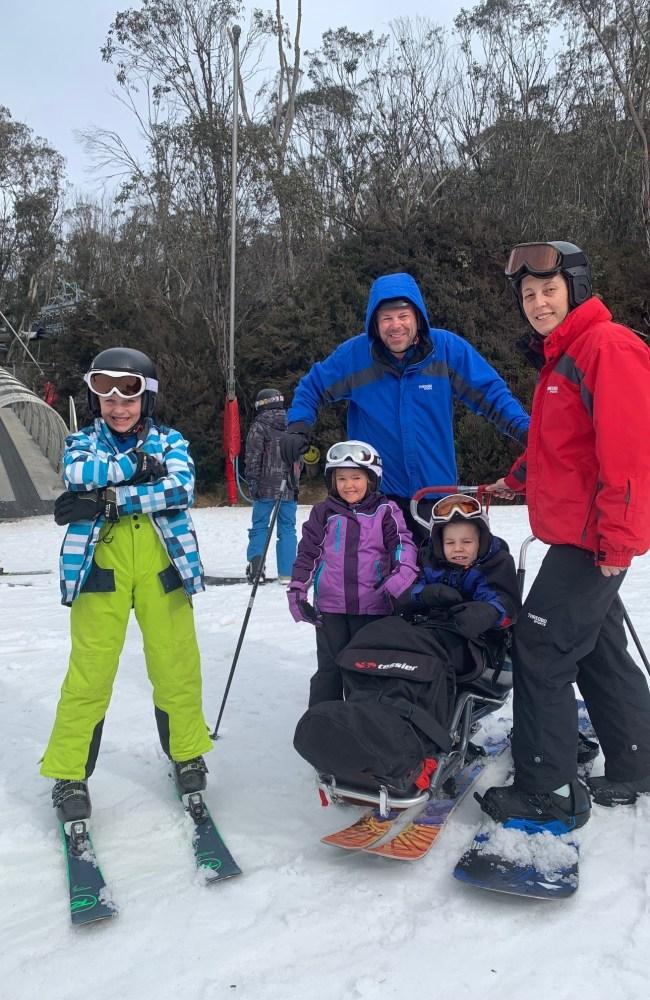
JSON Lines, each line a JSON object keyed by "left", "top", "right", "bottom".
{"left": 542, "top": 297, "right": 612, "bottom": 363}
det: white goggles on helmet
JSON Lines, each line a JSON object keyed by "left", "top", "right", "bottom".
{"left": 326, "top": 442, "right": 380, "bottom": 467}
{"left": 84, "top": 369, "right": 158, "bottom": 399}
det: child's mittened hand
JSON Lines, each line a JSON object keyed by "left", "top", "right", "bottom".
{"left": 419, "top": 583, "right": 463, "bottom": 608}
{"left": 449, "top": 601, "right": 499, "bottom": 638}
{"left": 287, "top": 587, "right": 321, "bottom": 626}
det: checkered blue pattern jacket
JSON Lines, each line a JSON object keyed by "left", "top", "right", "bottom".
{"left": 59, "top": 418, "right": 204, "bottom": 605}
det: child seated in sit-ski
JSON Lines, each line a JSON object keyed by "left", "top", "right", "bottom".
{"left": 394, "top": 493, "right": 520, "bottom": 672}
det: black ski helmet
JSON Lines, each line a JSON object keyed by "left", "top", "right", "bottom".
{"left": 429, "top": 498, "right": 492, "bottom": 562}
{"left": 85, "top": 347, "right": 158, "bottom": 419}
{"left": 255, "top": 387, "right": 284, "bottom": 411}
{"left": 506, "top": 241, "right": 593, "bottom": 316}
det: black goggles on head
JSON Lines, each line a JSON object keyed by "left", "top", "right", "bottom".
{"left": 505, "top": 243, "right": 563, "bottom": 281}
{"left": 84, "top": 370, "right": 158, "bottom": 399}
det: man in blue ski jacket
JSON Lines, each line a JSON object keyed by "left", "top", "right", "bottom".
{"left": 280, "top": 272, "right": 529, "bottom": 535}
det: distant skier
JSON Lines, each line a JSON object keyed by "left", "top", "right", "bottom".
{"left": 41, "top": 347, "right": 212, "bottom": 823}
{"left": 287, "top": 441, "right": 419, "bottom": 705}
{"left": 244, "top": 388, "right": 298, "bottom": 583}
{"left": 480, "top": 241, "right": 650, "bottom": 829}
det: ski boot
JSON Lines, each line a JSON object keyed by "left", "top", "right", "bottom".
{"left": 246, "top": 555, "right": 266, "bottom": 585}
{"left": 173, "top": 756, "right": 208, "bottom": 795}
{"left": 477, "top": 778, "right": 591, "bottom": 833}
{"left": 588, "top": 773, "right": 650, "bottom": 806}
{"left": 52, "top": 779, "right": 92, "bottom": 823}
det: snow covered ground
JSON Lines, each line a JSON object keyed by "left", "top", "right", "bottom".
{"left": 1, "top": 504, "right": 649, "bottom": 1000}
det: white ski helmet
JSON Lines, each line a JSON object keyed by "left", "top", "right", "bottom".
{"left": 325, "top": 440, "right": 383, "bottom": 494}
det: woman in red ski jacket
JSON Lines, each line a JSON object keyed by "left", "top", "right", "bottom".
{"left": 505, "top": 296, "right": 650, "bottom": 566}
{"left": 478, "top": 241, "right": 650, "bottom": 831}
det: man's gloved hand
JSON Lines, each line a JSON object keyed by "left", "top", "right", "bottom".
{"left": 128, "top": 451, "right": 166, "bottom": 485}
{"left": 279, "top": 424, "right": 311, "bottom": 466}
{"left": 54, "top": 488, "right": 119, "bottom": 526}
{"left": 418, "top": 583, "right": 464, "bottom": 608}
{"left": 287, "top": 585, "right": 321, "bottom": 626}
{"left": 448, "top": 601, "right": 499, "bottom": 639}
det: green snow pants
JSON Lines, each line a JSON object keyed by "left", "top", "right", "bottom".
{"left": 41, "top": 514, "right": 212, "bottom": 780}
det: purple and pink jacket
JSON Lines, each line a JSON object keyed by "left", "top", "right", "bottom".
{"left": 291, "top": 492, "right": 419, "bottom": 615}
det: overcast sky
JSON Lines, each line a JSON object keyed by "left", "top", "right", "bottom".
{"left": 2, "top": 1, "right": 469, "bottom": 193}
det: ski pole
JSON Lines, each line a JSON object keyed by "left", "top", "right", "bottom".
{"left": 210, "top": 475, "right": 291, "bottom": 739}
{"left": 622, "top": 603, "right": 650, "bottom": 676}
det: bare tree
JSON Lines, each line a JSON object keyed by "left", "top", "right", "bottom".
{"left": 555, "top": 0, "right": 650, "bottom": 252}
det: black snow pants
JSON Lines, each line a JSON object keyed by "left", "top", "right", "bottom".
{"left": 311, "top": 613, "right": 379, "bottom": 706}
{"left": 512, "top": 544, "right": 650, "bottom": 792}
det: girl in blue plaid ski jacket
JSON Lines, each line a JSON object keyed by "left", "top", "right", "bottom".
{"left": 41, "top": 348, "right": 212, "bottom": 824}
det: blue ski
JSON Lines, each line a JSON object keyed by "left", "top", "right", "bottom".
{"left": 61, "top": 821, "right": 117, "bottom": 926}
{"left": 183, "top": 792, "right": 242, "bottom": 882}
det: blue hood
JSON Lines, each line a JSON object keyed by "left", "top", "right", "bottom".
{"left": 364, "top": 273, "right": 430, "bottom": 340}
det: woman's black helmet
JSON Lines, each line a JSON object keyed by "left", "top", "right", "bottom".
{"left": 505, "top": 241, "right": 593, "bottom": 312}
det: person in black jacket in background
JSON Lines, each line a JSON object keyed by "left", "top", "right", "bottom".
{"left": 244, "top": 388, "right": 298, "bottom": 583}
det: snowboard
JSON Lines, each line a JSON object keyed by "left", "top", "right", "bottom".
{"left": 321, "top": 733, "right": 509, "bottom": 857}
{"left": 453, "top": 819, "right": 579, "bottom": 899}
{"left": 452, "top": 696, "right": 591, "bottom": 898}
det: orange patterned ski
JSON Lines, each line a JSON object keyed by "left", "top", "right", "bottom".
{"left": 321, "top": 811, "right": 397, "bottom": 850}
{"left": 365, "top": 820, "right": 443, "bottom": 860}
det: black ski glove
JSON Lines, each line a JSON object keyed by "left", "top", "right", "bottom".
{"left": 418, "top": 583, "right": 464, "bottom": 609}
{"left": 279, "top": 423, "right": 311, "bottom": 466}
{"left": 448, "top": 601, "right": 500, "bottom": 639}
{"left": 393, "top": 582, "right": 463, "bottom": 616}
{"left": 128, "top": 451, "right": 166, "bottom": 485}
{"left": 392, "top": 588, "right": 419, "bottom": 614}
{"left": 54, "top": 488, "right": 119, "bottom": 526}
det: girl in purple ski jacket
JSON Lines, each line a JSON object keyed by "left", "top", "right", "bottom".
{"left": 287, "top": 441, "right": 418, "bottom": 705}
